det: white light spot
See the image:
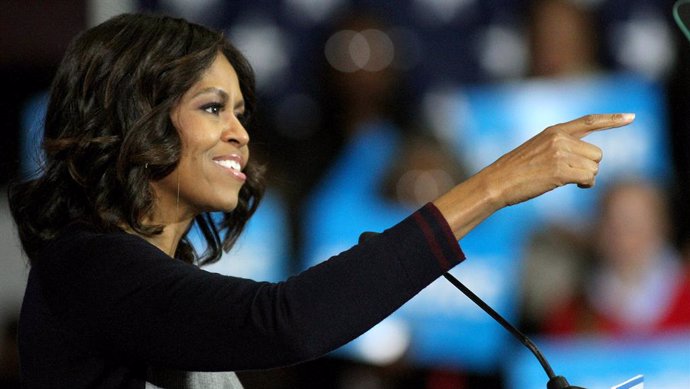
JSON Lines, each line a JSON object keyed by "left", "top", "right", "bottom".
{"left": 354, "top": 319, "right": 410, "bottom": 365}
{"left": 611, "top": 13, "right": 675, "bottom": 80}
{"left": 284, "top": 0, "right": 346, "bottom": 25}
{"left": 361, "top": 29, "right": 395, "bottom": 71}
{"left": 87, "top": 0, "right": 136, "bottom": 27}
{"left": 228, "top": 18, "right": 292, "bottom": 91}
{"left": 325, "top": 29, "right": 396, "bottom": 72}
{"left": 422, "top": 86, "right": 464, "bottom": 145}
{"left": 477, "top": 25, "right": 528, "bottom": 79}
{"left": 396, "top": 169, "right": 455, "bottom": 207}
{"left": 349, "top": 32, "right": 371, "bottom": 69}
{"left": 413, "top": 0, "right": 476, "bottom": 25}
{"left": 159, "top": 0, "right": 221, "bottom": 24}
{"left": 325, "top": 30, "right": 361, "bottom": 72}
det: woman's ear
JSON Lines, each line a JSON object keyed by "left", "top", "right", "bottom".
{"left": 169, "top": 105, "right": 181, "bottom": 130}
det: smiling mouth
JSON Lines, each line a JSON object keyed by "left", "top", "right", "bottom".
{"left": 213, "top": 159, "right": 242, "bottom": 172}
{"left": 213, "top": 158, "right": 247, "bottom": 182}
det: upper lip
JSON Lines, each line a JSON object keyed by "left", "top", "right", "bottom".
{"left": 212, "top": 154, "right": 245, "bottom": 170}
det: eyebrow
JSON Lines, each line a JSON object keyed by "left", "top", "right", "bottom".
{"left": 192, "top": 87, "right": 245, "bottom": 111}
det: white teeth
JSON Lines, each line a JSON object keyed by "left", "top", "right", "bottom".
{"left": 214, "top": 160, "right": 241, "bottom": 171}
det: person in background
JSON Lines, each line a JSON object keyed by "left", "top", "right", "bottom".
{"left": 517, "top": 0, "right": 607, "bottom": 335}
{"left": 545, "top": 180, "right": 690, "bottom": 335}
{"left": 526, "top": 0, "right": 601, "bottom": 78}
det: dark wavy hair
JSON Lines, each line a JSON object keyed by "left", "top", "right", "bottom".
{"left": 8, "top": 13, "right": 265, "bottom": 265}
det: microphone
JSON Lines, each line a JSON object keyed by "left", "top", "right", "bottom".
{"left": 358, "top": 231, "right": 585, "bottom": 389}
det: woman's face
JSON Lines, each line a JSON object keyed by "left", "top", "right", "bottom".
{"left": 152, "top": 53, "right": 250, "bottom": 220}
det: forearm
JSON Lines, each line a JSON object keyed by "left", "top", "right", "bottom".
{"left": 433, "top": 167, "right": 502, "bottom": 240}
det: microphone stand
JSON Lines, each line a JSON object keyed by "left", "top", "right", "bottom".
{"left": 442, "top": 272, "right": 585, "bottom": 389}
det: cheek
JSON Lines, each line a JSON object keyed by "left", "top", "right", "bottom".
{"left": 178, "top": 129, "right": 218, "bottom": 160}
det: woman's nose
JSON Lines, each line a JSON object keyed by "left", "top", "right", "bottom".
{"left": 222, "top": 115, "right": 250, "bottom": 147}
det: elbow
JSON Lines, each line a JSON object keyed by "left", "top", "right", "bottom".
{"left": 273, "top": 327, "right": 335, "bottom": 364}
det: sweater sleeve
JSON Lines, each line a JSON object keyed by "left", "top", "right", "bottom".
{"left": 37, "top": 203, "right": 465, "bottom": 372}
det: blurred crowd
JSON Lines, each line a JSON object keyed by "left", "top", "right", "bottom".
{"left": 1, "top": 0, "right": 689, "bottom": 388}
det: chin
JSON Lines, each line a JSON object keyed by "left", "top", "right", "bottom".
{"left": 198, "top": 199, "right": 238, "bottom": 214}
{"left": 218, "top": 199, "right": 240, "bottom": 213}
{"left": 203, "top": 190, "right": 240, "bottom": 213}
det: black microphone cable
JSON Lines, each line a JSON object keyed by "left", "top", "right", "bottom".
{"left": 441, "top": 272, "right": 583, "bottom": 389}
{"left": 441, "top": 272, "right": 555, "bottom": 379}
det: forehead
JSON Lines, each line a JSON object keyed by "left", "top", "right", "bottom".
{"left": 186, "top": 53, "right": 242, "bottom": 98}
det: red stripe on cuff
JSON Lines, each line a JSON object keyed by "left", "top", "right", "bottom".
{"left": 413, "top": 212, "right": 452, "bottom": 271}
{"left": 425, "top": 203, "right": 465, "bottom": 262}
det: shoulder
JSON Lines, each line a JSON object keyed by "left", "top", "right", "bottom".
{"left": 46, "top": 222, "right": 161, "bottom": 259}
{"left": 30, "top": 222, "right": 200, "bottom": 315}
{"left": 33, "top": 222, "right": 176, "bottom": 283}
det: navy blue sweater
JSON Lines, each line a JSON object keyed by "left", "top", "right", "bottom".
{"left": 18, "top": 203, "right": 464, "bottom": 388}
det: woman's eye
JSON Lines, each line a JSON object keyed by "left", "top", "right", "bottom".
{"left": 202, "top": 103, "right": 223, "bottom": 115}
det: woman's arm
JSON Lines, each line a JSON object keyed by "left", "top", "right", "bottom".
{"left": 434, "top": 113, "right": 634, "bottom": 239}
{"left": 37, "top": 204, "right": 462, "bottom": 372}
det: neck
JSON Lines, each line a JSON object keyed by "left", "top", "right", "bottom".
{"left": 136, "top": 195, "right": 196, "bottom": 257}
{"left": 143, "top": 175, "right": 196, "bottom": 257}
{"left": 143, "top": 218, "right": 193, "bottom": 257}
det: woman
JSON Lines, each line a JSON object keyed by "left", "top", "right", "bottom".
{"left": 8, "top": 13, "right": 633, "bottom": 388}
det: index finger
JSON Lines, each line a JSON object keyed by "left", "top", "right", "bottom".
{"left": 555, "top": 113, "right": 635, "bottom": 138}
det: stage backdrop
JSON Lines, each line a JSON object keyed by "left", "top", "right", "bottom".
{"left": 301, "top": 72, "right": 671, "bottom": 372}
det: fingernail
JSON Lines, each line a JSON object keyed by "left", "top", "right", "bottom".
{"left": 622, "top": 113, "right": 636, "bottom": 121}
